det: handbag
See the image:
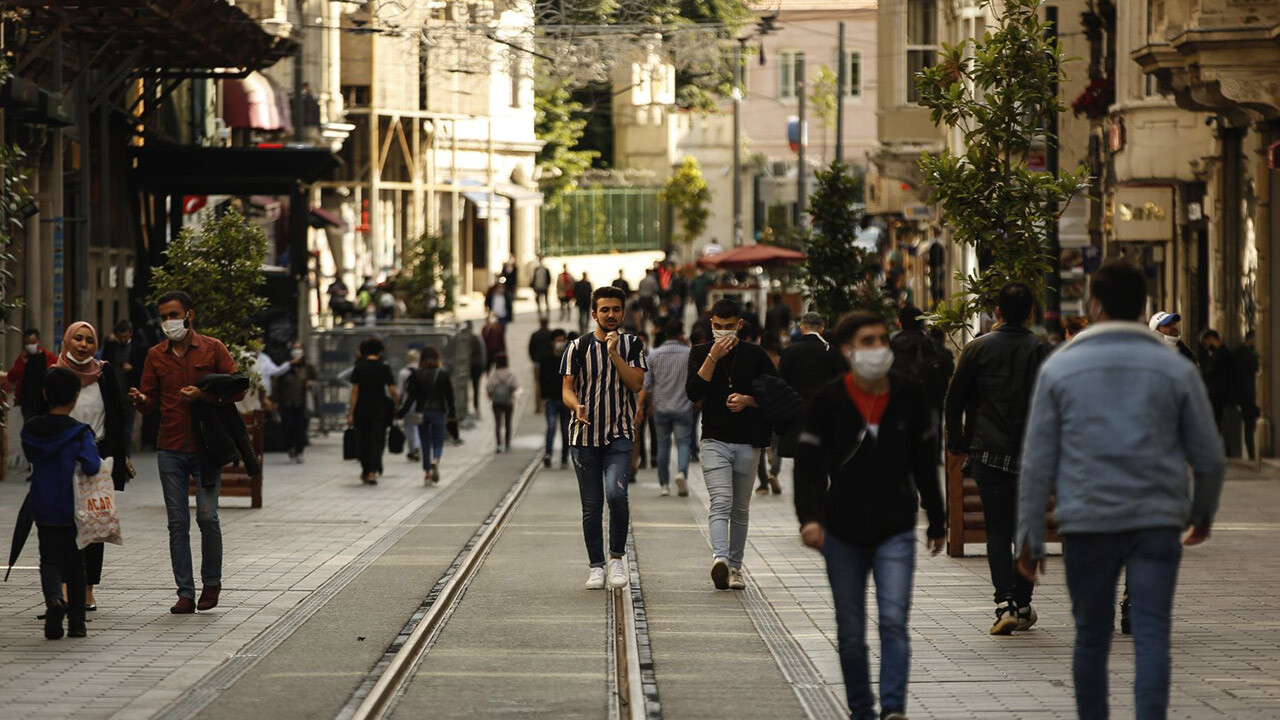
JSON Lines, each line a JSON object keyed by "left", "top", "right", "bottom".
{"left": 388, "top": 424, "right": 406, "bottom": 454}
{"left": 343, "top": 427, "right": 359, "bottom": 460}
{"left": 74, "top": 457, "right": 123, "bottom": 550}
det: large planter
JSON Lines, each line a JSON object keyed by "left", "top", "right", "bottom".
{"left": 188, "top": 410, "right": 264, "bottom": 508}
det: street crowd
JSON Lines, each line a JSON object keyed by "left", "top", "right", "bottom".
{"left": 1, "top": 254, "right": 1231, "bottom": 720}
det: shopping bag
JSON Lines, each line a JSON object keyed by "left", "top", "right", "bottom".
{"left": 388, "top": 424, "right": 406, "bottom": 454}
{"left": 74, "top": 458, "right": 122, "bottom": 550}
{"left": 343, "top": 427, "right": 359, "bottom": 460}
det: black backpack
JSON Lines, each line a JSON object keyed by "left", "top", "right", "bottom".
{"left": 892, "top": 336, "right": 953, "bottom": 408}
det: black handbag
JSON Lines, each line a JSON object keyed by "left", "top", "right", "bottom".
{"left": 343, "top": 427, "right": 359, "bottom": 460}
{"left": 388, "top": 424, "right": 406, "bottom": 454}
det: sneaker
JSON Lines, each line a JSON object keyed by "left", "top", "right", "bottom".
{"left": 1120, "top": 595, "right": 1132, "bottom": 635}
{"left": 754, "top": 485, "right": 769, "bottom": 495}
{"left": 1016, "top": 604, "right": 1038, "bottom": 632}
{"left": 585, "top": 567, "right": 606, "bottom": 590}
{"left": 543, "top": 456, "right": 552, "bottom": 468}
{"left": 990, "top": 600, "right": 1018, "bottom": 635}
{"left": 675, "top": 473, "right": 688, "bottom": 496}
{"left": 423, "top": 470, "right": 434, "bottom": 486}
{"left": 710, "top": 557, "right": 730, "bottom": 590}
{"left": 658, "top": 485, "right": 670, "bottom": 496}
{"left": 44, "top": 598, "right": 66, "bottom": 640}
{"left": 608, "top": 558, "right": 629, "bottom": 588}
{"left": 728, "top": 568, "right": 746, "bottom": 590}
{"left": 432, "top": 463, "right": 440, "bottom": 485}
{"left": 882, "top": 711, "right": 909, "bottom": 720}
{"left": 768, "top": 474, "right": 782, "bottom": 495}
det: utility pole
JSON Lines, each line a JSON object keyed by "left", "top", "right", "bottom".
{"left": 835, "top": 21, "right": 845, "bottom": 165}
{"left": 732, "top": 41, "right": 743, "bottom": 246}
{"left": 795, "top": 53, "right": 807, "bottom": 230}
{"left": 294, "top": 0, "right": 306, "bottom": 142}
{"left": 1044, "top": 6, "right": 1061, "bottom": 335}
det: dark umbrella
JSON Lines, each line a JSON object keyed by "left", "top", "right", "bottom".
{"left": 5, "top": 494, "right": 33, "bottom": 582}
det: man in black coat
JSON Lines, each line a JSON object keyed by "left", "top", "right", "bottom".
{"left": 1199, "top": 329, "right": 1233, "bottom": 438}
{"left": 777, "top": 312, "right": 847, "bottom": 458}
{"left": 1235, "top": 330, "right": 1260, "bottom": 459}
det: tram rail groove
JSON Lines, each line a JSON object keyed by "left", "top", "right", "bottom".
{"left": 344, "top": 453, "right": 544, "bottom": 720}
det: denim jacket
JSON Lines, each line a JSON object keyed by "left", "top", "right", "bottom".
{"left": 1017, "top": 322, "right": 1226, "bottom": 559}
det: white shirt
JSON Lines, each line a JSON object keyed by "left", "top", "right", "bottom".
{"left": 71, "top": 381, "right": 107, "bottom": 440}
{"left": 257, "top": 350, "right": 293, "bottom": 396}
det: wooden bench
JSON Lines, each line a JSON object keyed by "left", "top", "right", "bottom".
{"left": 189, "top": 410, "right": 264, "bottom": 508}
{"left": 946, "top": 463, "right": 1059, "bottom": 557}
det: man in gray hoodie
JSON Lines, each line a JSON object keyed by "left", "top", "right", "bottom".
{"left": 1017, "top": 259, "right": 1225, "bottom": 720}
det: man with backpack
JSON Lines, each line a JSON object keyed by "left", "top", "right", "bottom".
{"left": 890, "top": 305, "right": 954, "bottom": 459}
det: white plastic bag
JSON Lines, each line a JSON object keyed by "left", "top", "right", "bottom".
{"left": 74, "top": 458, "right": 123, "bottom": 550}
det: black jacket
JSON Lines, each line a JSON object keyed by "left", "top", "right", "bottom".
{"left": 1176, "top": 340, "right": 1198, "bottom": 367}
{"left": 794, "top": 373, "right": 945, "bottom": 547}
{"left": 102, "top": 337, "right": 148, "bottom": 389}
{"left": 889, "top": 330, "right": 954, "bottom": 410}
{"left": 539, "top": 351, "right": 567, "bottom": 402}
{"left": 528, "top": 328, "right": 553, "bottom": 364}
{"left": 399, "top": 367, "right": 456, "bottom": 417}
{"left": 777, "top": 333, "right": 847, "bottom": 457}
{"left": 944, "top": 324, "right": 1051, "bottom": 456}
{"left": 686, "top": 341, "right": 776, "bottom": 448}
{"left": 1199, "top": 344, "right": 1234, "bottom": 407}
{"left": 96, "top": 363, "right": 132, "bottom": 491}
{"left": 192, "top": 373, "right": 259, "bottom": 480}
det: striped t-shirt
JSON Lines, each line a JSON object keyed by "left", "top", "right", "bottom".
{"left": 561, "top": 332, "right": 648, "bottom": 447}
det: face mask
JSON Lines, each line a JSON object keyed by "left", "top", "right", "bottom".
{"left": 554, "top": 341, "right": 567, "bottom": 354}
{"left": 67, "top": 352, "right": 93, "bottom": 365}
{"left": 162, "top": 317, "right": 189, "bottom": 342}
{"left": 848, "top": 346, "right": 894, "bottom": 382}
{"left": 290, "top": 348, "right": 304, "bottom": 360}
{"left": 712, "top": 328, "right": 737, "bottom": 341}
{"left": 1159, "top": 333, "right": 1179, "bottom": 348}
{"left": 24, "top": 343, "right": 38, "bottom": 355}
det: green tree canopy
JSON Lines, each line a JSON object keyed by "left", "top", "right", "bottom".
{"left": 801, "top": 162, "right": 888, "bottom": 324}
{"left": 535, "top": 78, "right": 600, "bottom": 205}
{"left": 660, "top": 156, "right": 711, "bottom": 245}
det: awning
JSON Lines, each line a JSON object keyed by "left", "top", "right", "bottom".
{"left": 223, "top": 73, "right": 286, "bottom": 131}
{"left": 132, "top": 146, "right": 341, "bottom": 195}
{"left": 463, "top": 191, "right": 511, "bottom": 219}
{"left": 696, "top": 244, "right": 806, "bottom": 270}
{"left": 309, "top": 206, "right": 346, "bottom": 230}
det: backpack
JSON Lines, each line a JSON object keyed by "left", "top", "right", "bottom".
{"left": 892, "top": 335, "right": 954, "bottom": 408}
{"left": 490, "top": 373, "right": 515, "bottom": 406}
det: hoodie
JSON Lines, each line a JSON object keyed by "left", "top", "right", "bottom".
{"left": 21, "top": 415, "right": 101, "bottom": 526}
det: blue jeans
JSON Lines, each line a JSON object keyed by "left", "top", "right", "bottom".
{"left": 701, "top": 439, "right": 758, "bottom": 568}
{"left": 418, "top": 410, "right": 447, "bottom": 465}
{"left": 653, "top": 411, "right": 693, "bottom": 487}
{"left": 1064, "top": 528, "right": 1182, "bottom": 720}
{"left": 157, "top": 451, "right": 223, "bottom": 599}
{"left": 823, "top": 529, "right": 916, "bottom": 720}
{"left": 571, "top": 438, "right": 632, "bottom": 567}
{"left": 545, "top": 398, "right": 569, "bottom": 462}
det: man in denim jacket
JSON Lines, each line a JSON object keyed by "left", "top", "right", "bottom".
{"left": 1017, "top": 259, "right": 1225, "bottom": 720}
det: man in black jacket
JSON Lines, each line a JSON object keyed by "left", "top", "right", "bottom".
{"left": 944, "top": 282, "right": 1051, "bottom": 635}
{"left": 778, "top": 312, "right": 847, "bottom": 459}
{"left": 795, "top": 310, "right": 944, "bottom": 720}
{"left": 1199, "top": 328, "right": 1233, "bottom": 438}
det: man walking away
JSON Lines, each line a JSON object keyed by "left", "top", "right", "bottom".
{"left": 1198, "top": 329, "right": 1233, "bottom": 437}
{"left": 531, "top": 257, "right": 552, "bottom": 318}
{"left": 557, "top": 264, "right": 575, "bottom": 321}
{"left": 562, "top": 286, "right": 647, "bottom": 590}
{"left": 466, "top": 321, "right": 486, "bottom": 415}
{"left": 795, "top": 311, "right": 945, "bottom": 720}
{"left": 1017, "top": 259, "right": 1225, "bottom": 720}
{"left": 1234, "top": 330, "right": 1260, "bottom": 460}
{"left": 687, "top": 298, "right": 777, "bottom": 590}
{"left": 612, "top": 270, "right": 632, "bottom": 297}
{"left": 890, "top": 305, "right": 954, "bottom": 458}
{"left": 944, "top": 282, "right": 1051, "bottom": 635}
{"left": 778, "top": 312, "right": 848, "bottom": 460}
{"left": 645, "top": 320, "right": 693, "bottom": 497}
{"left": 1148, "top": 311, "right": 1198, "bottom": 366}
{"left": 765, "top": 293, "right": 792, "bottom": 340}
{"left": 638, "top": 268, "right": 660, "bottom": 328}
{"left": 528, "top": 316, "right": 554, "bottom": 410}
{"left": 540, "top": 330, "right": 571, "bottom": 469}
{"left": 574, "top": 273, "right": 594, "bottom": 336}
{"left": 129, "top": 291, "right": 244, "bottom": 615}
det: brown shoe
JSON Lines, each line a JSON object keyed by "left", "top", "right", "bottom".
{"left": 197, "top": 585, "right": 221, "bottom": 611}
{"left": 170, "top": 597, "right": 196, "bottom": 614}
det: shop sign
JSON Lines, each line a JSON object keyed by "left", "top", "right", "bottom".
{"left": 1112, "top": 186, "right": 1173, "bottom": 242}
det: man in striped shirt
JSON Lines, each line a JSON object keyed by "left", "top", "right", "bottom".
{"left": 644, "top": 320, "right": 693, "bottom": 497}
{"left": 561, "top": 286, "right": 648, "bottom": 590}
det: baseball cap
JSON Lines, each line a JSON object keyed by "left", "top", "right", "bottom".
{"left": 1148, "top": 311, "right": 1180, "bottom": 331}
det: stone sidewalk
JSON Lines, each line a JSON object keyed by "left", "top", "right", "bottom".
{"left": 647, "top": 455, "right": 1280, "bottom": 719}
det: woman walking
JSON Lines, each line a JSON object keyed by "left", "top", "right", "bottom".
{"left": 273, "top": 340, "right": 317, "bottom": 463}
{"left": 56, "top": 321, "right": 131, "bottom": 612}
{"left": 398, "top": 347, "right": 456, "bottom": 485}
{"left": 485, "top": 353, "right": 518, "bottom": 453}
{"left": 397, "top": 349, "right": 422, "bottom": 462}
{"left": 347, "top": 338, "right": 398, "bottom": 485}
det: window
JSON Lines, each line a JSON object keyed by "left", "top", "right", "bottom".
{"left": 906, "top": 0, "right": 938, "bottom": 104}
{"left": 778, "top": 51, "right": 798, "bottom": 100}
{"left": 842, "top": 50, "right": 862, "bottom": 98}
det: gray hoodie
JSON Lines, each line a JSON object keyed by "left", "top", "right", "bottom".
{"left": 1017, "top": 321, "right": 1226, "bottom": 559}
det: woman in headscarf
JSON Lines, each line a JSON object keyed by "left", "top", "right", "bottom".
{"left": 56, "top": 321, "right": 131, "bottom": 612}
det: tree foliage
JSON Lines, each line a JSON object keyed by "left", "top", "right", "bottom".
{"left": 148, "top": 209, "right": 268, "bottom": 366}
{"left": 801, "top": 162, "right": 888, "bottom": 324}
{"left": 398, "top": 231, "right": 456, "bottom": 317}
{"left": 916, "top": 0, "right": 1087, "bottom": 336}
{"left": 660, "top": 156, "right": 711, "bottom": 245}
{"left": 0, "top": 61, "right": 31, "bottom": 331}
{"left": 535, "top": 78, "right": 600, "bottom": 205}
{"left": 808, "top": 65, "right": 839, "bottom": 159}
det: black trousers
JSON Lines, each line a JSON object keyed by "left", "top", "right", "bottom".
{"left": 972, "top": 461, "right": 1035, "bottom": 606}
{"left": 470, "top": 367, "right": 483, "bottom": 412}
{"left": 1242, "top": 404, "right": 1260, "bottom": 459}
{"left": 38, "top": 524, "right": 86, "bottom": 619}
{"left": 357, "top": 421, "right": 387, "bottom": 475}
{"left": 280, "top": 405, "right": 308, "bottom": 455}
{"left": 493, "top": 403, "right": 513, "bottom": 448}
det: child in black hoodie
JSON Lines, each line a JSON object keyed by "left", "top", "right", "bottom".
{"left": 21, "top": 367, "right": 101, "bottom": 640}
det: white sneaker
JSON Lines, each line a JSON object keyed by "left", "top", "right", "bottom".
{"left": 728, "top": 567, "right": 746, "bottom": 590}
{"left": 658, "top": 486, "right": 670, "bottom": 496}
{"left": 711, "top": 557, "right": 730, "bottom": 590}
{"left": 585, "top": 567, "right": 606, "bottom": 590}
{"left": 608, "top": 558, "right": 629, "bottom": 588}
{"left": 675, "top": 473, "right": 688, "bottom": 497}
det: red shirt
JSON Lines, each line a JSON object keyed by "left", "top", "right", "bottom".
{"left": 138, "top": 332, "right": 243, "bottom": 452}
{"left": 844, "top": 374, "right": 889, "bottom": 427}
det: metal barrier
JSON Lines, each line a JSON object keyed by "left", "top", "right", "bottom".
{"left": 310, "top": 323, "right": 475, "bottom": 433}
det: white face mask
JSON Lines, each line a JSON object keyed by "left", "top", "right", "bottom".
{"left": 848, "top": 346, "right": 894, "bottom": 382}
{"left": 67, "top": 352, "right": 93, "bottom": 365}
{"left": 290, "top": 348, "right": 304, "bottom": 360}
{"left": 712, "top": 328, "right": 737, "bottom": 341}
{"left": 162, "top": 317, "right": 189, "bottom": 342}
{"left": 553, "top": 341, "right": 567, "bottom": 354}
{"left": 24, "top": 343, "right": 38, "bottom": 355}
{"left": 1159, "top": 332, "right": 1179, "bottom": 348}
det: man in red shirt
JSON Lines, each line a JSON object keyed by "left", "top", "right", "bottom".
{"left": 5, "top": 328, "right": 59, "bottom": 421}
{"left": 129, "top": 291, "right": 243, "bottom": 615}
